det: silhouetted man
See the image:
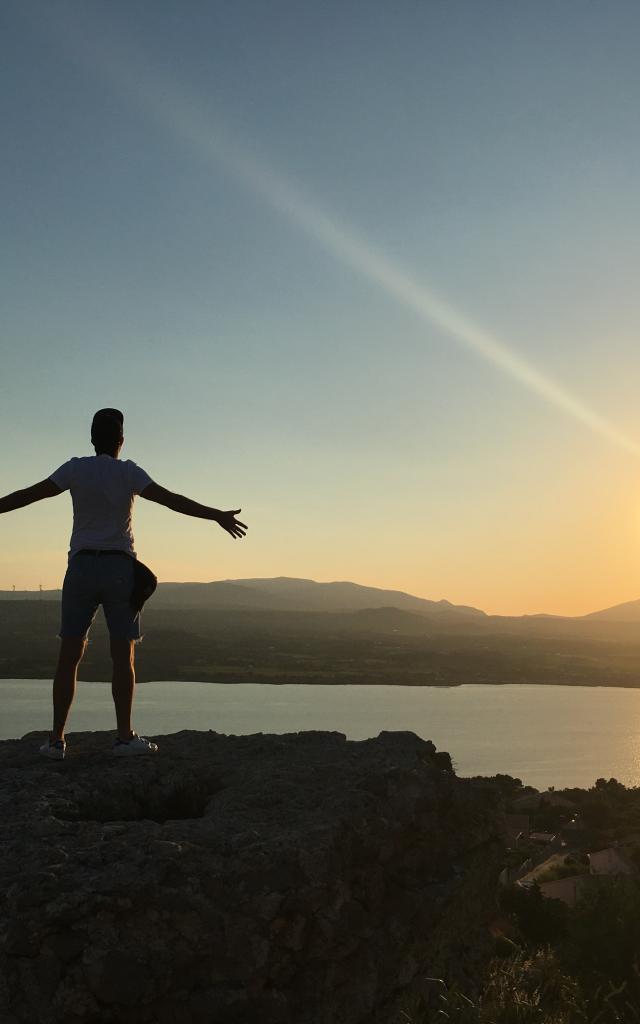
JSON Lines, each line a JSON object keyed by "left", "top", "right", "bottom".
{"left": 0, "top": 408, "right": 247, "bottom": 759}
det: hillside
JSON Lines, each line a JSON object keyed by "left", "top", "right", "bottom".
{"left": 4, "top": 579, "right": 640, "bottom": 688}
{"left": 153, "top": 576, "right": 488, "bottom": 620}
{"left": 0, "top": 576, "right": 485, "bottom": 622}
{"left": 3, "top": 575, "right": 640, "bottom": 625}
{"left": 5, "top": 599, "right": 640, "bottom": 686}
{"left": 581, "top": 597, "right": 640, "bottom": 623}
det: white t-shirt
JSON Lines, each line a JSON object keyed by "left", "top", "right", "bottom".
{"left": 50, "top": 455, "right": 154, "bottom": 560}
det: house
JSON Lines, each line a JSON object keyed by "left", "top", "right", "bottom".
{"left": 529, "top": 831, "right": 560, "bottom": 848}
{"left": 499, "top": 859, "right": 533, "bottom": 886}
{"left": 588, "top": 845, "right": 639, "bottom": 877}
{"left": 538, "top": 874, "right": 592, "bottom": 908}
{"left": 517, "top": 851, "right": 580, "bottom": 886}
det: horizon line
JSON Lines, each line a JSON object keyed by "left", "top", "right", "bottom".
{"left": 0, "top": 575, "right": 632, "bottom": 619}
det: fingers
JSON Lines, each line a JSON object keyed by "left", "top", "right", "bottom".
{"left": 220, "top": 510, "right": 248, "bottom": 539}
{"left": 226, "top": 525, "right": 247, "bottom": 539}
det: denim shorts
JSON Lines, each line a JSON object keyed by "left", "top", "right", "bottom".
{"left": 59, "top": 551, "right": 142, "bottom": 641}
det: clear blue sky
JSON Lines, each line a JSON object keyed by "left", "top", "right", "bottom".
{"left": 3, "top": 0, "right": 640, "bottom": 614}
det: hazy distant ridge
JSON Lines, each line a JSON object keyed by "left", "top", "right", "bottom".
{"left": 0, "top": 576, "right": 485, "bottom": 621}
{"left": 155, "top": 577, "right": 488, "bottom": 619}
{"left": 2, "top": 576, "right": 640, "bottom": 623}
{"left": 580, "top": 598, "right": 640, "bottom": 623}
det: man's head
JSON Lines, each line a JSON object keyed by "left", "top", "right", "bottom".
{"left": 91, "top": 408, "right": 124, "bottom": 457}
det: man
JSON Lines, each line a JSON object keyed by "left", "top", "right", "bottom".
{"left": 0, "top": 408, "right": 248, "bottom": 760}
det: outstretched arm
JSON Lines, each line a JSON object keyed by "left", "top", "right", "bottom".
{"left": 0, "top": 478, "right": 62, "bottom": 515}
{"left": 140, "top": 482, "right": 248, "bottom": 539}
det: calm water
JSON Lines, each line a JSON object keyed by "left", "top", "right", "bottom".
{"left": 3, "top": 679, "right": 640, "bottom": 790}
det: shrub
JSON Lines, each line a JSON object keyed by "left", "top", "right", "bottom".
{"left": 500, "top": 882, "right": 568, "bottom": 945}
{"left": 561, "top": 877, "right": 640, "bottom": 987}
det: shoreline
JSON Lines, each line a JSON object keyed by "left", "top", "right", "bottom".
{"left": 2, "top": 680, "right": 638, "bottom": 788}
{"left": 4, "top": 677, "right": 640, "bottom": 690}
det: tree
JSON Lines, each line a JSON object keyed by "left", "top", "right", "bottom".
{"left": 500, "top": 883, "right": 567, "bottom": 946}
{"left": 562, "top": 877, "right": 640, "bottom": 986}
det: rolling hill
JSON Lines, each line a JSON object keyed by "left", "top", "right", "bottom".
{"left": 153, "top": 576, "right": 487, "bottom": 619}
{"left": 581, "top": 599, "right": 640, "bottom": 623}
{"left": 1, "top": 576, "right": 640, "bottom": 626}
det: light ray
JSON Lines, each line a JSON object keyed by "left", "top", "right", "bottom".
{"left": 27, "top": 3, "right": 640, "bottom": 459}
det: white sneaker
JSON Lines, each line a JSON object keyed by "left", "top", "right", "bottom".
{"left": 40, "top": 738, "right": 66, "bottom": 760}
{"left": 112, "top": 732, "right": 158, "bottom": 757}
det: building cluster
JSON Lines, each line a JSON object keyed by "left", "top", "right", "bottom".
{"left": 500, "top": 788, "right": 639, "bottom": 907}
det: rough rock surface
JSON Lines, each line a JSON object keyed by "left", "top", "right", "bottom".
{"left": 0, "top": 729, "right": 504, "bottom": 1023}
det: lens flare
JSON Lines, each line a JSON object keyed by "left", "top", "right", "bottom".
{"left": 28, "top": 2, "right": 640, "bottom": 459}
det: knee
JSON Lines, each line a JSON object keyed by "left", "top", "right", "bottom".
{"left": 110, "top": 638, "right": 135, "bottom": 668}
{"left": 58, "top": 638, "right": 87, "bottom": 668}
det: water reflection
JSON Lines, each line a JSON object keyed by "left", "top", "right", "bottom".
{"left": 3, "top": 680, "right": 640, "bottom": 790}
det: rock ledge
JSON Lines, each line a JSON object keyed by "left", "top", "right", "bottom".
{"left": 0, "top": 729, "right": 504, "bottom": 1023}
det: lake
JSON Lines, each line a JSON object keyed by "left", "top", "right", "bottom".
{"left": 2, "top": 679, "right": 640, "bottom": 790}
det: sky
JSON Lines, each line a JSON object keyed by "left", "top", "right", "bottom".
{"left": 2, "top": 0, "right": 640, "bottom": 616}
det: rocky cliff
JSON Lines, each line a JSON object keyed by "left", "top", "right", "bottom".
{"left": 0, "top": 730, "right": 504, "bottom": 1023}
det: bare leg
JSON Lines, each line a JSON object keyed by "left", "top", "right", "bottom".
{"left": 52, "top": 637, "right": 87, "bottom": 741}
{"left": 111, "top": 638, "right": 136, "bottom": 741}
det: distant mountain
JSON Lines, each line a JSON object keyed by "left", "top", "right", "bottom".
{"left": 152, "top": 576, "right": 487, "bottom": 620}
{"left": 3, "top": 577, "right": 639, "bottom": 626}
{"left": 0, "top": 576, "right": 485, "bottom": 621}
{"left": 581, "top": 599, "right": 640, "bottom": 623}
